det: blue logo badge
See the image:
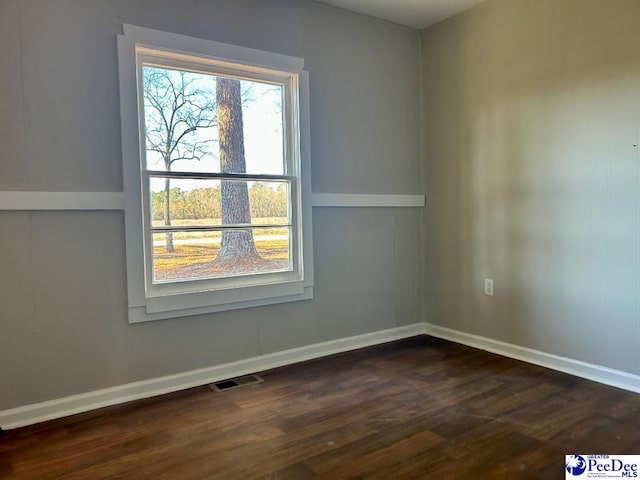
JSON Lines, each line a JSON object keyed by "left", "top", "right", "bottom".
{"left": 566, "top": 455, "right": 587, "bottom": 476}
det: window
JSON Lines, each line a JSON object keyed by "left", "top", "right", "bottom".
{"left": 118, "top": 25, "right": 313, "bottom": 322}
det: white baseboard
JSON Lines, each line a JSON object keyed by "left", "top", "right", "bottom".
{"left": 4, "top": 322, "right": 639, "bottom": 430}
{"left": 423, "top": 323, "right": 640, "bottom": 395}
{"left": 0, "top": 323, "right": 425, "bottom": 430}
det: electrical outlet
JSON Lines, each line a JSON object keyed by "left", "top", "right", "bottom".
{"left": 484, "top": 279, "right": 494, "bottom": 296}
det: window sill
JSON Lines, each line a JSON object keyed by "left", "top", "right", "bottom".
{"left": 128, "top": 286, "right": 313, "bottom": 323}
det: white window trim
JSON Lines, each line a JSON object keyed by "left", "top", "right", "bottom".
{"left": 137, "top": 51, "right": 302, "bottom": 299}
{"left": 117, "top": 25, "right": 313, "bottom": 323}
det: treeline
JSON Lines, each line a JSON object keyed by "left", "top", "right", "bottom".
{"left": 152, "top": 182, "right": 288, "bottom": 220}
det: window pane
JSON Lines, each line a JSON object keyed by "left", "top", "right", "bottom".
{"left": 142, "top": 65, "right": 284, "bottom": 175}
{"left": 152, "top": 227, "right": 291, "bottom": 283}
{"left": 149, "top": 178, "right": 290, "bottom": 227}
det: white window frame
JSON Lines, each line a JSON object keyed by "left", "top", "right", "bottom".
{"left": 118, "top": 25, "right": 313, "bottom": 323}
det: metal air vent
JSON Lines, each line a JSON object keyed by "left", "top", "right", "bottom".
{"left": 209, "top": 374, "right": 263, "bottom": 392}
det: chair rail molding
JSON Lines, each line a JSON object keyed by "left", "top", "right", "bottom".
{"left": 0, "top": 191, "right": 426, "bottom": 211}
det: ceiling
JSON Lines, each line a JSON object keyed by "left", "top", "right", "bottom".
{"left": 317, "top": 0, "right": 485, "bottom": 29}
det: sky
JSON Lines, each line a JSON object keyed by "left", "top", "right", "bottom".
{"left": 143, "top": 65, "right": 286, "bottom": 195}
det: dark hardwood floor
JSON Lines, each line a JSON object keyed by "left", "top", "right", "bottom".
{"left": 1, "top": 336, "right": 639, "bottom": 479}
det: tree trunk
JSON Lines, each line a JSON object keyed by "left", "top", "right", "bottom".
{"left": 164, "top": 177, "right": 174, "bottom": 253}
{"left": 216, "top": 77, "right": 258, "bottom": 260}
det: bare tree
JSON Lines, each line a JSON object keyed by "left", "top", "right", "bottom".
{"left": 143, "top": 67, "right": 216, "bottom": 252}
{"left": 215, "top": 77, "right": 259, "bottom": 261}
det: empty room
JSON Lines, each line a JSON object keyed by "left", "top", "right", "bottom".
{"left": 1, "top": 0, "right": 639, "bottom": 477}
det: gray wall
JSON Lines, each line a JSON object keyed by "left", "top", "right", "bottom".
{"left": 421, "top": 0, "right": 640, "bottom": 374}
{"left": 0, "top": 0, "right": 422, "bottom": 410}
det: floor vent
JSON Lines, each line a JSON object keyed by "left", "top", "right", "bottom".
{"left": 209, "top": 374, "right": 263, "bottom": 392}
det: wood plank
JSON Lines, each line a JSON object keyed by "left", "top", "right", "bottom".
{"left": 1, "top": 335, "right": 640, "bottom": 479}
